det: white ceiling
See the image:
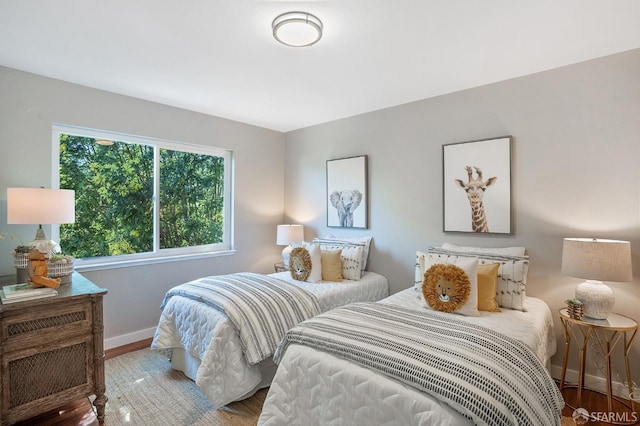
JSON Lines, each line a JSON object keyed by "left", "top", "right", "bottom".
{"left": 1, "top": 1, "right": 639, "bottom": 133}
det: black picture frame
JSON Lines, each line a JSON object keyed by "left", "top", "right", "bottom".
{"left": 443, "top": 136, "right": 512, "bottom": 234}
{"left": 326, "top": 155, "right": 368, "bottom": 229}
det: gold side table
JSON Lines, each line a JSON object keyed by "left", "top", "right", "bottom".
{"left": 559, "top": 308, "right": 638, "bottom": 425}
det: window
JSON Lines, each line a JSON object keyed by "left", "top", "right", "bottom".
{"left": 53, "top": 125, "right": 233, "bottom": 268}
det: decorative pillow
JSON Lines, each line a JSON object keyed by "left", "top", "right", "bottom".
{"left": 290, "top": 243, "right": 322, "bottom": 283}
{"left": 312, "top": 238, "right": 364, "bottom": 281}
{"left": 289, "top": 247, "right": 311, "bottom": 282}
{"left": 320, "top": 249, "right": 343, "bottom": 282}
{"left": 477, "top": 263, "right": 501, "bottom": 312}
{"left": 415, "top": 250, "right": 429, "bottom": 291}
{"left": 427, "top": 246, "right": 529, "bottom": 311}
{"left": 441, "top": 242, "right": 526, "bottom": 257}
{"left": 423, "top": 256, "right": 479, "bottom": 316}
{"left": 313, "top": 236, "right": 372, "bottom": 276}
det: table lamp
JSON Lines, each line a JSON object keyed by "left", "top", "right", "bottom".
{"left": 561, "top": 238, "right": 632, "bottom": 319}
{"left": 276, "top": 224, "right": 304, "bottom": 267}
{"left": 7, "top": 187, "right": 76, "bottom": 257}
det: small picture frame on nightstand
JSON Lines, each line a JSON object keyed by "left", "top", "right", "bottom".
{"left": 274, "top": 262, "right": 288, "bottom": 273}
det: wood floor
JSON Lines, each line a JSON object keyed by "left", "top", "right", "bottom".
{"left": 13, "top": 339, "right": 638, "bottom": 426}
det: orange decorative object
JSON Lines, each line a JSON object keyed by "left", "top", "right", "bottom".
{"left": 26, "top": 249, "right": 61, "bottom": 289}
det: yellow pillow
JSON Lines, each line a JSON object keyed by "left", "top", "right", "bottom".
{"left": 477, "top": 263, "right": 501, "bottom": 312}
{"left": 321, "top": 249, "right": 343, "bottom": 282}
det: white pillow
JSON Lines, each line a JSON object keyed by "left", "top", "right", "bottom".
{"left": 415, "top": 250, "right": 429, "bottom": 291}
{"left": 291, "top": 242, "right": 322, "bottom": 283}
{"left": 339, "top": 245, "right": 364, "bottom": 281}
{"left": 334, "top": 236, "right": 373, "bottom": 271}
{"left": 313, "top": 238, "right": 366, "bottom": 280}
{"left": 441, "top": 242, "right": 526, "bottom": 257}
{"left": 422, "top": 255, "right": 480, "bottom": 317}
{"left": 427, "top": 247, "right": 529, "bottom": 312}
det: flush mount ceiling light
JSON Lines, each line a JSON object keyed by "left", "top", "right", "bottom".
{"left": 272, "top": 11, "right": 323, "bottom": 47}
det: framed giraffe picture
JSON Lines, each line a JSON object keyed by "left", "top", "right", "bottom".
{"left": 442, "top": 136, "right": 512, "bottom": 234}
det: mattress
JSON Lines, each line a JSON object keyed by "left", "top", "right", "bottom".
{"left": 257, "top": 288, "right": 558, "bottom": 426}
{"left": 151, "top": 271, "right": 388, "bottom": 408}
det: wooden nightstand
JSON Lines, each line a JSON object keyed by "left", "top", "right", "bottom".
{"left": 559, "top": 309, "right": 638, "bottom": 424}
{"left": 0, "top": 272, "right": 108, "bottom": 425}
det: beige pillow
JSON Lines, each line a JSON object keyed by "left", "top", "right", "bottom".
{"left": 321, "top": 249, "right": 343, "bottom": 282}
{"left": 477, "top": 263, "right": 501, "bottom": 312}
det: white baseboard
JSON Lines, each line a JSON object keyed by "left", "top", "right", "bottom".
{"left": 551, "top": 364, "right": 633, "bottom": 400}
{"left": 104, "top": 327, "right": 156, "bottom": 350}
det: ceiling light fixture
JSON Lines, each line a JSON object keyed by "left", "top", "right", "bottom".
{"left": 272, "top": 11, "right": 323, "bottom": 47}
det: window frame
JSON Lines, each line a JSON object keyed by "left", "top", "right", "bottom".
{"left": 52, "top": 124, "right": 235, "bottom": 271}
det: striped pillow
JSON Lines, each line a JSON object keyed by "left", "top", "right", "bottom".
{"left": 423, "top": 247, "right": 529, "bottom": 312}
{"left": 313, "top": 238, "right": 368, "bottom": 280}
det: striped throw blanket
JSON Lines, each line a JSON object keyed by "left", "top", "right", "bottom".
{"left": 275, "top": 303, "right": 564, "bottom": 426}
{"left": 160, "top": 273, "right": 321, "bottom": 365}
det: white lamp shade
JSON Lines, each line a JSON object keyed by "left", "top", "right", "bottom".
{"left": 7, "top": 188, "right": 76, "bottom": 224}
{"left": 561, "top": 238, "right": 632, "bottom": 319}
{"left": 561, "top": 238, "right": 632, "bottom": 282}
{"left": 276, "top": 224, "right": 304, "bottom": 246}
{"left": 277, "top": 224, "right": 304, "bottom": 267}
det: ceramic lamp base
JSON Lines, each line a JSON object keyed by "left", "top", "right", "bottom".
{"left": 281, "top": 245, "right": 292, "bottom": 268}
{"left": 575, "top": 280, "right": 614, "bottom": 320}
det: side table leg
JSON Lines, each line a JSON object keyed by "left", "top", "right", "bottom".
{"left": 92, "top": 295, "right": 107, "bottom": 425}
{"left": 560, "top": 319, "right": 570, "bottom": 390}
{"left": 624, "top": 332, "right": 637, "bottom": 416}
{"left": 605, "top": 338, "right": 613, "bottom": 413}
{"left": 93, "top": 394, "right": 108, "bottom": 425}
{"left": 578, "top": 334, "right": 587, "bottom": 407}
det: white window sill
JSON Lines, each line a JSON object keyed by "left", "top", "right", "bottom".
{"left": 73, "top": 250, "right": 237, "bottom": 273}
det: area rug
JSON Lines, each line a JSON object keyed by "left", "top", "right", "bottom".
{"left": 102, "top": 348, "right": 267, "bottom": 426}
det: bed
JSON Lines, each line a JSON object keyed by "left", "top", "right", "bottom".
{"left": 151, "top": 241, "right": 389, "bottom": 408}
{"left": 257, "top": 245, "right": 564, "bottom": 426}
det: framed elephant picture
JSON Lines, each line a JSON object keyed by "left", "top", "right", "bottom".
{"left": 327, "top": 155, "right": 368, "bottom": 228}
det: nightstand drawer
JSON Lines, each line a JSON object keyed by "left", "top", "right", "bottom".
{"left": 2, "top": 335, "right": 94, "bottom": 423}
{"left": 1, "top": 300, "right": 92, "bottom": 353}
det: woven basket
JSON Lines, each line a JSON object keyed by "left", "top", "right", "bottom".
{"left": 567, "top": 304, "right": 584, "bottom": 320}
{"left": 12, "top": 252, "right": 74, "bottom": 279}
{"left": 47, "top": 259, "right": 74, "bottom": 278}
{"left": 13, "top": 253, "right": 29, "bottom": 269}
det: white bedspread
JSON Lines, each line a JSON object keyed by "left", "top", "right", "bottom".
{"left": 151, "top": 271, "right": 388, "bottom": 408}
{"left": 381, "top": 288, "right": 557, "bottom": 365}
{"left": 258, "top": 288, "right": 558, "bottom": 426}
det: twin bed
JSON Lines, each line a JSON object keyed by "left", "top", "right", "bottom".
{"left": 151, "top": 236, "right": 388, "bottom": 408}
{"left": 151, "top": 242, "right": 564, "bottom": 425}
{"left": 258, "top": 289, "right": 562, "bottom": 425}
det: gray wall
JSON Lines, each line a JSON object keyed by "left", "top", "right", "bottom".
{"left": 1, "top": 48, "right": 639, "bottom": 390}
{"left": 283, "top": 49, "right": 640, "bottom": 386}
{"left": 0, "top": 66, "right": 285, "bottom": 347}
